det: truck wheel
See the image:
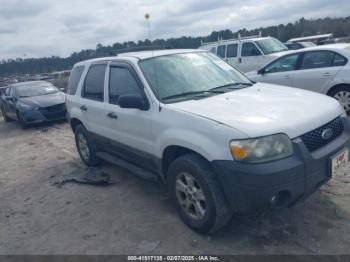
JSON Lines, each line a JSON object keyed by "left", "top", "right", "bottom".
{"left": 329, "top": 85, "right": 350, "bottom": 115}
{"left": 74, "top": 124, "right": 101, "bottom": 166}
{"left": 1, "top": 105, "right": 11, "bottom": 122}
{"left": 167, "top": 154, "right": 231, "bottom": 233}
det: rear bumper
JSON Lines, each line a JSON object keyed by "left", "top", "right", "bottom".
{"left": 211, "top": 117, "right": 350, "bottom": 214}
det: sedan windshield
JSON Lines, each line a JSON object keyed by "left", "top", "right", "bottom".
{"left": 139, "top": 52, "right": 252, "bottom": 103}
{"left": 16, "top": 83, "right": 59, "bottom": 98}
{"left": 255, "top": 38, "right": 288, "bottom": 54}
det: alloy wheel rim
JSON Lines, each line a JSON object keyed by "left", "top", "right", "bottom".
{"left": 175, "top": 172, "right": 207, "bottom": 220}
{"left": 78, "top": 133, "right": 90, "bottom": 161}
{"left": 334, "top": 91, "right": 350, "bottom": 111}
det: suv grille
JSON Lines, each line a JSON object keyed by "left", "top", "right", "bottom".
{"left": 301, "top": 117, "right": 343, "bottom": 152}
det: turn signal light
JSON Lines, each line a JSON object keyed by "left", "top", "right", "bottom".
{"left": 231, "top": 146, "right": 248, "bottom": 160}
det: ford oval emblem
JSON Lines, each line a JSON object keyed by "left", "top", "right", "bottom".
{"left": 321, "top": 128, "right": 333, "bottom": 140}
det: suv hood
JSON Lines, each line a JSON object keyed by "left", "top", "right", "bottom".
{"left": 168, "top": 83, "right": 342, "bottom": 139}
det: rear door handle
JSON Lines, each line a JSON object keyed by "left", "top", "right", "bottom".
{"left": 80, "top": 105, "right": 87, "bottom": 111}
{"left": 323, "top": 72, "right": 332, "bottom": 77}
{"left": 284, "top": 75, "right": 290, "bottom": 79}
{"left": 107, "top": 112, "right": 118, "bottom": 119}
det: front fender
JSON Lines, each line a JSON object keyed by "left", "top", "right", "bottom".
{"left": 155, "top": 126, "right": 238, "bottom": 162}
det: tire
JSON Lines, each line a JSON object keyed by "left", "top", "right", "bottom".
{"left": 167, "top": 154, "right": 232, "bottom": 234}
{"left": 329, "top": 85, "right": 350, "bottom": 115}
{"left": 16, "top": 111, "right": 28, "bottom": 129}
{"left": 1, "top": 105, "right": 11, "bottom": 122}
{"left": 74, "top": 124, "right": 101, "bottom": 166}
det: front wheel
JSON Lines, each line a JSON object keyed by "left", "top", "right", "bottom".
{"left": 16, "top": 111, "right": 28, "bottom": 129}
{"left": 1, "top": 105, "right": 11, "bottom": 122}
{"left": 329, "top": 86, "right": 350, "bottom": 115}
{"left": 74, "top": 124, "right": 101, "bottom": 166}
{"left": 167, "top": 154, "right": 231, "bottom": 234}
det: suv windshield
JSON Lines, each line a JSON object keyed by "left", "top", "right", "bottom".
{"left": 255, "top": 38, "right": 288, "bottom": 54}
{"left": 139, "top": 52, "right": 252, "bottom": 103}
{"left": 16, "top": 83, "right": 59, "bottom": 98}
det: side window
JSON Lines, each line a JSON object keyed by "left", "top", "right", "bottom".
{"left": 68, "top": 66, "right": 85, "bottom": 95}
{"left": 300, "top": 51, "right": 334, "bottom": 69}
{"left": 210, "top": 47, "right": 216, "bottom": 54}
{"left": 226, "top": 44, "right": 238, "bottom": 58}
{"left": 332, "top": 53, "right": 347, "bottom": 67}
{"left": 265, "top": 54, "right": 300, "bottom": 73}
{"left": 217, "top": 45, "right": 226, "bottom": 58}
{"left": 82, "top": 64, "right": 106, "bottom": 101}
{"left": 289, "top": 43, "right": 302, "bottom": 50}
{"left": 109, "top": 67, "right": 141, "bottom": 105}
{"left": 241, "top": 42, "right": 261, "bottom": 57}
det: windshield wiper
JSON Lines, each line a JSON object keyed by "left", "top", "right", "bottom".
{"left": 210, "top": 82, "right": 253, "bottom": 91}
{"left": 162, "top": 90, "right": 223, "bottom": 101}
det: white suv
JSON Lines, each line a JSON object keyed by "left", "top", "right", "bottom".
{"left": 199, "top": 36, "right": 289, "bottom": 72}
{"left": 66, "top": 49, "right": 350, "bottom": 233}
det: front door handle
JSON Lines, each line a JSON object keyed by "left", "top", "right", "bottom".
{"left": 284, "top": 75, "right": 290, "bottom": 79}
{"left": 80, "top": 105, "right": 87, "bottom": 111}
{"left": 107, "top": 112, "right": 118, "bottom": 119}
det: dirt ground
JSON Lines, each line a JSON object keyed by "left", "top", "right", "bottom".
{"left": 1, "top": 117, "right": 350, "bottom": 255}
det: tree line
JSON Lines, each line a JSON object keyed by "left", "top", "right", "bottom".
{"left": 1, "top": 15, "right": 350, "bottom": 76}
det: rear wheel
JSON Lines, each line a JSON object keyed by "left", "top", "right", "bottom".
{"left": 1, "top": 105, "right": 11, "bottom": 122}
{"left": 329, "top": 85, "right": 350, "bottom": 115}
{"left": 74, "top": 124, "right": 101, "bottom": 166}
{"left": 167, "top": 154, "right": 231, "bottom": 233}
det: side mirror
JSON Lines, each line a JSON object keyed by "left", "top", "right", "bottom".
{"left": 5, "top": 96, "right": 16, "bottom": 102}
{"left": 118, "top": 94, "right": 149, "bottom": 110}
{"left": 258, "top": 68, "right": 266, "bottom": 75}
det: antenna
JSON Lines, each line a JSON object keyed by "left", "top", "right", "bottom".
{"left": 145, "top": 13, "right": 152, "bottom": 43}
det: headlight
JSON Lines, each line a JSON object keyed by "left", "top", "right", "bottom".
{"left": 230, "top": 134, "right": 293, "bottom": 163}
{"left": 18, "top": 103, "right": 39, "bottom": 111}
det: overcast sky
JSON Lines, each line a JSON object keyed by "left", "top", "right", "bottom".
{"left": 0, "top": 0, "right": 349, "bottom": 59}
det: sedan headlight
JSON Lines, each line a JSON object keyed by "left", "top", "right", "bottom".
{"left": 18, "top": 103, "right": 39, "bottom": 111}
{"left": 230, "top": 134, "right": 293, "bottom": 163}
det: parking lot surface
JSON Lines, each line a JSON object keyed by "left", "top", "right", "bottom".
{"left": 1, "top": 118, "right": 350, "bottom": 255}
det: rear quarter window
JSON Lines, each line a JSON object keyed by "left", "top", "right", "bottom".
{"left": 332, "top": 53, "right": 348, "bottom": 66}
{"left": 68, "top": 66, "right": 85, "bottom": 95}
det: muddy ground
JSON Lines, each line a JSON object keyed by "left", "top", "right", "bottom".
{"left": 0, "top": 117, "right": 350, "bottom": 255}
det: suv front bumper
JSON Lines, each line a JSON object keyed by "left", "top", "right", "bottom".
{"left": 211, "top": 117, "right": 350, "bottom": 214}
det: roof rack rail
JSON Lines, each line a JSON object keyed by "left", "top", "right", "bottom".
{"left": 116, "top": 46, "right": 172, "bottom": 54}
{"left": 201, "top": 31, "right": 263, "bottom": 46}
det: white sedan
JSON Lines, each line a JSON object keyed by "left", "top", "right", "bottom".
{"left": 246, "top": 44, "right": 350, "bottom": 113}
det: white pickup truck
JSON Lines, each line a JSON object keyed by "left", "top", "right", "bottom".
{"left": 66, "top": 49, "right": 350, "bottom": 233}
{"left": 199, "top": 36, "right": 289, "bottom": 72}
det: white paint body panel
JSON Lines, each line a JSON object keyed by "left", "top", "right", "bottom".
{"left": 169, "top": 83, "right": 341, "bottom": 139}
